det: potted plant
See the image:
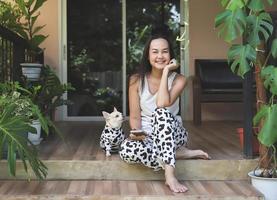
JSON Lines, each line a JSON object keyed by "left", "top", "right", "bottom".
{"left": 4, "top": 0, "right": 49, "bottom": 80}
{"left": 20, "top": 65, "right": 74, "bottom": 139}
{"left": 0, "top": 82, "right": 48, "bottom": 179}
{"left": 215, "top": 0, "right": 277, "bottom": 199}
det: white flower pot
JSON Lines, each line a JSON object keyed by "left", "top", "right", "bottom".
{"left": 21, "top": 63, "right": 43, "bottom": 81}
{"left": 248, "top": 171, "right": 277, "bottom": 200}
{"left": 28, "top": 120, "right": 42, "bottom": 145}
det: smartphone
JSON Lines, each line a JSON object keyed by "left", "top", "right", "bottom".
{"left": 130, "top": 129, "right": 147, "bottom": 136}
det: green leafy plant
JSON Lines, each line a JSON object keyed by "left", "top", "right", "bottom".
{"left": 21, "top": 65, "right": 75, "bottom": 137}
{"left": 94, "top": 87, "right": 121, "bottom": 113}
{"left": 0, "top": 1, "right": 20, "bottom": 29}
{"left": 12, "top": 0, "right": 48, "bottom": 51}
{"left": 215, "top": 0, "right": 277, "bottom": 177}
{"left": 0, "top": 0, "right": 48, "bottom": 59}
{"left": 0, "top": 82, "right": 48, "bottom": 179}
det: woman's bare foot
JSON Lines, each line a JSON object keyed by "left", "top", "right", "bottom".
{"left": 176, "top": 146, "right": 210, "bottom": 160}
{"left": 165, "top": 165, "right": 188, "bottom": 193}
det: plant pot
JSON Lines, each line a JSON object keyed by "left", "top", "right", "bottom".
{"left": 237, "top": 127, "right": 259, "bottom": 155}
{"left": 28, "top": 120, "right": 42, "bottom": 145}
{"left": 248, "top": 171, "right": 277, "bottom": 200}
{"left": 20, "top": 63, "right": 43, "bottom": 81}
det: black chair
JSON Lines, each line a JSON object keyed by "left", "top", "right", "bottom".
{"left": 192, "top": 59, "right": 244, "bottom": 125}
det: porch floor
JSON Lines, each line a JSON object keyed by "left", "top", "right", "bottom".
{"left": 0, "top": 121, "right": 263, "bottom": 199}
{"left": 0, "top": 180, "right": 262, "bottom": 200}
{"left": 38, "top": 121, "right": 246, "bottom": 160}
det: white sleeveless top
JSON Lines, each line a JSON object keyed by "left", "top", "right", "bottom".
{"left": 139, "top": 72, "right": 180, "bottom": 134}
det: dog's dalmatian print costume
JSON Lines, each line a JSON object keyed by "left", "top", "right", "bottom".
{"left": 119, "top": 72, "right": 188, "bottom": 170}
{"left": 100, "top": 126, "right": 125, "bottom": 153}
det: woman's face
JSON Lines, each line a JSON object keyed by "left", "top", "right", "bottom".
{"left": 148, "top": 38, "right": 171, "bottom": 70}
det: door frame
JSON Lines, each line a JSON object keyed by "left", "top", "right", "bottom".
{"left": 59, "top": 0, "right": 189, "bottom": 121}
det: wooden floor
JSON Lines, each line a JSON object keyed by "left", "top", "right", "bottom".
{"left": 0, "top": 180, "right": 262, "bottom": 198}
{"left": 38, "top": 121, "right": 245, "bottom": 160}
{"left": 0, "top": 121, "right": 263, "bottom": 199}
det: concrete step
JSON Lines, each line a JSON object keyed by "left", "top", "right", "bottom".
{"left": 0, "top": 159, "right": 257, "bottom": 180}
{"left": 0, "top": 180, "right": 263, "bottom": 200}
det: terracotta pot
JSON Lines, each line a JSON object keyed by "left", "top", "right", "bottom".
{"left": 237, "top": 127, "right": 259, "bottom": 155}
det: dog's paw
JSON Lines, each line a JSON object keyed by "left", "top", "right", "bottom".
{"left": 106, "top": 151, "right": 111, "bottom": 157}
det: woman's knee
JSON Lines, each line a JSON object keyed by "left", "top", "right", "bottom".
{"left": 153, "top": 108, "right": 174, "bottom": 122}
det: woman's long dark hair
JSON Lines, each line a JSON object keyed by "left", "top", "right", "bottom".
{"left": 129, "top": 27, "right": 175, "bottom": 91}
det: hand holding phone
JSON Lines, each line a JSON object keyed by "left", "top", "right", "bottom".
{"left": 129, "top": 129, "right": 147, "bottom": 141}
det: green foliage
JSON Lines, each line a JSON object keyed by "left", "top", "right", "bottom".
{"left": 270, "top": 38, "right": 277, "bottom": 58}
{"left": 228, "top": 44, "right": 256, "bottom": 76}
{"left": 0, "top": 1, "right": 20, "bottom": 29}
{"left": 94, "top": 87, "right": 121, "bottom": 112}
{"left": 215, "top": 0, "right": 277, "bottom": 173}
{"left": 0, "top": 0, "right": 48, "bottom": 51}
{"left": 246, "top": 12, "right": 273, "bottom": 46}
{"left": 253, "top": 105, "right": 277, "bottom": 146}
{"left": 261, "top": 65, "right": 277, "bottom": 95}
{"left": 22, "top": 65, "right": 74, "bottom": 137}
{"left": 221, "top": 0, "right": 247, "bottom": 11}
{"left": 15, "top": 0, "right": 48, "bottom": 46}
{"left": 0, "top": 83, "right": 48, "bottom": 180}
{"left": 127, "top": 25, "right": 151, "bottom": 73}
{"left": 215, "top": 9, "right": 246, "bottom": 43}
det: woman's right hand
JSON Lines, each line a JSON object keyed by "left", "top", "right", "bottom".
{"left": 165, "top": 59, "right": 179, "bottom": 71}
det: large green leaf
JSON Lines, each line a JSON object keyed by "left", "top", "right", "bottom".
{"left": 246, "top": 12, "right": 273, "bottom": 46}
{"left": 30, "top": 14, "right": 39, "bottom": 31}
{"left": 271, "top": 38, "right": 277, "bottom": 58}
{"left": 32, "top": 24, "right": 46, "bottom": 36}
{"left": 30, "top": 0, "right": 47, "bottom": 15}
{"left": 228, "top": 44, "right": 257, "bottom": 77}
{"left": 253, "top": 104, "right": 269, "bottom": 125}
{"left": 215, "top": 8, "right": 246, "bottom": 42}
{"left": 248, "top": 0, "right": 265, "bottom": 11}
{"left": 268, "top": 0, "right": 274, "bottom": 4}
{"left": 247, "top": 0, "right": 274, "bottom": 11}
{"left": 221, "top": 0, "right": 248, "bottom": 11}
{"left": 31, "top": 104, "right": 49, "bottom": 135}
{"left": 261, "top": 65, "right": 277, "bottom": 95}
{"left": 0, "top": 103, "right": 47, "bottom": 179}
{"left": 254, "top": 104, "right": 277, "bottom": 146}
{"left": 30, "top": 34, "right": 48, "bottom": 48}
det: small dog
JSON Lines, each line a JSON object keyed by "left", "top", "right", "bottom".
{"left": 100, "top": 107, "right": 125, "bottom": 156}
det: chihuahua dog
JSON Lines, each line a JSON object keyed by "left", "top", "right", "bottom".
{"left": 100, "top": 107, "right": 125, "bottom": 156}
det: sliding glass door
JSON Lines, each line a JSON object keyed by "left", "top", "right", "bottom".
{"left": 64, "top": 0, "right": 180, "bottom": 119}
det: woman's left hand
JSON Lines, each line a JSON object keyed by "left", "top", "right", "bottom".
{"left": 165, "top": 59, "right": 179, "bottom": 71}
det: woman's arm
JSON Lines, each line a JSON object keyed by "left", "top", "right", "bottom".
{"left": 156, "top": 61, "right": 187, "bottom": 108}
{"left": 129, "top": 75, "right": 142, "bottom": 130}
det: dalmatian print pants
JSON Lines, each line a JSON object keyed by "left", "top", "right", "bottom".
{"left": 119, "top": 108, "right": 188, "bottom": 171}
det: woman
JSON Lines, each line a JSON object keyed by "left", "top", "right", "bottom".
{"left": 119, "top": 30, "right": 209, "bottom": 193}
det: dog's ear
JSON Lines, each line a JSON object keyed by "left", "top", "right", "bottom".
{"left": 113, "top": 107, "right": 117, "bottom": 112}
{"left": 102, "top": 111, "right": 110, "bottom": 119}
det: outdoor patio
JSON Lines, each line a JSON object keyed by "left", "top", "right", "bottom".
{"left": 37, "top": 120, "right": 246, "bottom": 161}
{"left": 0, "top": 120, "right": 263, "bottom": 199}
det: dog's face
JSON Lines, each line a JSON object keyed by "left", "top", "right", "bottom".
{"left": 102, "top": 107, "right": 123, "bottom": 129}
